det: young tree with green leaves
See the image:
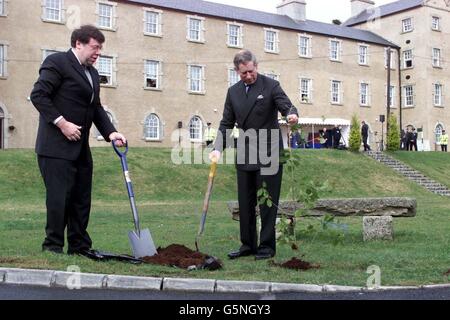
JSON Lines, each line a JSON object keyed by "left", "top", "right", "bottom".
{"left": 349, "top": 114, "right": 362, "bottom": 152}
{"left": 387, "top": 113, "right": 400, "bottom": 151}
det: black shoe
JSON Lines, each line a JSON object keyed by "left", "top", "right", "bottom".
{"left": 227, "top": 249, "right": 253, "bottom": 259}
{"left": 254, "top": 249, "right": 275, "bottom": 260}
{"left": 68, "top": 249, "right": 104, "bottom": 261}
{"left": 42, "top": 246, "right": 63, "bottom": 254}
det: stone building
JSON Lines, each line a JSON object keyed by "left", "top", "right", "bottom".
{"left": 0, "top": 0, "right": 398, "bottom": 150}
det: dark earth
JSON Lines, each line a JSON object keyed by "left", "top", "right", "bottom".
{"left": 271, "top": 257, "right": 320, "bottom": 271}
{"left": 142, "top": 244, "right": 222, "bottom": 270}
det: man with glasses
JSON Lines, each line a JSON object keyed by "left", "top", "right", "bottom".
{"left": 30, "top": 25, "right": 126, "bottom": 257}
{"left": 210, "top": 50, "right": 298, "bottom": 260}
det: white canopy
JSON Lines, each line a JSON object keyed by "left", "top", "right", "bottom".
{"left": 297, "top": 118, "right": 350, "bottom": 126}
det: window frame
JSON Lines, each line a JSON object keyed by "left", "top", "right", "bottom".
{"left": 264, "top": 28, "right": 280, "bottom": 54}
{"left": 359, "top": 82, "right": 370, "bottom": 107}
{"left": 329, "top": 39, "right": 342, "bottom": 62}
{"left": 144, "top": 113, "right": 162, "bottom": 141}
{"left": 187, "top": 64, "right": 205, "bottom": 94}
{"left": 186, "top": 15, "right": 205, "bottom": 43}
{"left": 431, "top": 16, "right": 440, "bottom": 31}
{"left": 228, "top": 68, "right": 239, "bottom": 87}
{"left": 432, "top": 48, "right": 442, "bottom": 68}
{"left": 0, "top": 0, "right": 6, "bottom": 17}
{"left": 330, "top": 80, "right": 343, "bottom": 105}
{"left": 226, "top": 22, "right": 243, "bottom": 48}
{"left": 96, "top": 1, "right": 117, "bottom": 31}
{"left": 0, "top": 42, "right": 7, "bottom": 79}
{"left": 402, "top": 17, "right": 413, "bottom": 33}
{"left": 189, "top": 116, "right": 203, "bottom": 142}
{"left": 299, "top": 77, "right": 313, "bottom": 104}
{"left": 298, "top": 34, "right": 312, "bottom": 58}
{"left": 403, "top": 85, "right": 415, "bottom": 107}
{"left": 143, "top": 8, "right": 163, "bottom": 37}
{"left": 96, "top": 54, "right": 117, "bottom": 87}
{"left": 403, "top": 49, "right": 413, "bottom": 69}
{"left": 433, "top": 83, "right": 443, "bottom": 107}
{"left": 144, "top": 59, "right": 162, "bottom": 90}
{"left": 358, "top": 44, "right": 369, "bottom": 65}
{"left": 42, "top": 0, "right": 65, "bottom": 24}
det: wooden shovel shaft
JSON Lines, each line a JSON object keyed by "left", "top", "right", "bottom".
{"left": 197, "top": 161, "right": 217, "bottom": 237}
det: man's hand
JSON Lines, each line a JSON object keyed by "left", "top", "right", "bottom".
{"left": 287, "top": 114, "right": 298, "bottom": 125}
{"left": 56, "top": 118, "right": 82, "bottom": 141}
{"left": 209, "top": 150, "right": 221, "bottom": 162}
{"left": 109, "top": 132, "right": 127, "bottom": 147}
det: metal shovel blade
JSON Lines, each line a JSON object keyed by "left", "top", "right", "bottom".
{"left": 128, "top": 229, "right": 157, "bottom": 258}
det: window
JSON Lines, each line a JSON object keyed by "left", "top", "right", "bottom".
{"left": 0, "top": 0, "right": 5, "bottom": 16}
{"left": 188, "top": 65, "right": 205, "bottom": 94}
{"left": 385, "top": 48, "right": 395, "bottom": 69}
{"left": 227, "top": 23, "right": 243, "bottom": 48}
{"left": 94, "top": 110, "right": 114, "bottom": 140}
{"left": 432, "top": 16, "right": 440, "bottom": 31}
{"left": 43, "top": 0, "right": 63, "bottom": 23}
{"left": 187, "top": 16, "right": 204, "bottom": 42}
{"left": 144, "top": 113, "right": 161, "bottom": 140}
{"left": 329, "top": 39, "right": 341, "bottom": 61}
{"left": 298, "top": 34, "right": 312, "bottom": 58}
{"left": 97, "top": 56, "right": 114, "bottom": 86}
{"left": 403, "top": 85, "right": 414, "bottom": 107}
{"left": 42, "top": 49, "right": 63, "bottom": 62}
{"left": 0, "top": 44, "right": 5, "bottom": 77}
{"left": 402, "top": 18, "right": 413, "bottom": 33}
{"left": 264, "top": 28, "right": 279, "bottom": 53}
{"left": 144, "top": 60, "right": 161, "bottom": 89}
{"left": 264, "top": 72, "right": 279, "bottom": 81}
{"left": 359, "top": 83, "right": 370, "bottom": 106}
{"left": 97, "top": 2, "right": 115, "bottom": 30}
{"left": 403, "top": 49, "right": 413, "bottom": 68}
{"left": 435, "top": 124, "right": 444, "bottom": 144}
{"left": 228, "top": 68, "right": 239, "bottom": 87}
{"left": 189, "top": 116, "right": 203, "bottom": 141}
{"left": 388, "top": 85, "right": 395, "bottom": 108}
{"left": 299, "top": 78, "right": 312, "bottom": 103}
{"left": 434, "top": 83, "right": 443, "bottom": 106}
{"left": 432, "top": 48, "right": 441, "bottom": 68}
{"left": 358, "top": 44, "right": 369, "bottom": 65}
{"left": 331, "top": 80, "right": 342, "bottom": 104}
{"left": 144, "top": 9, "right": 162, "bottom": 36}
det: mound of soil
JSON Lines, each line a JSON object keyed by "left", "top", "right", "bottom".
{"left": 270, "top": 257, "right": 320, "bottom": 271}
{"left": 444, "top": 269, "right": 450, "bottom": 277}
{"left": 142, "top": 244, "right": 222, "bottom": 270}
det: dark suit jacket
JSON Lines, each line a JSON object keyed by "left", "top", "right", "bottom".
{"left": 30, "top": 49, "right": 116, "bottom": 161}
{"left": 215, "top": 74, "right": 298, "bottom": 171}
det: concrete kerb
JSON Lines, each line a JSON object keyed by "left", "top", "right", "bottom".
{"left": 0, "top": 267, "right": 448, "bottom": 293}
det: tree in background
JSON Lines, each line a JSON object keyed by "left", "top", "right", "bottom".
{"left": 387, "top": 113, "right": 400, "bottom": 151}
{"left": 349, "top": 114, "right": 361, "bottom": 152}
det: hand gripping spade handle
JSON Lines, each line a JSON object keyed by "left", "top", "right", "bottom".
{"left": 112, "top": 140, "right": 157, "bottom": 258}
{"left": 195, "top": 158, "right": 217, "bottom": 252}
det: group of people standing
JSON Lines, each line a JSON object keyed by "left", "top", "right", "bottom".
{"left": 319, "top": 125, "right": 342, "bottom": 149}
{"left": 400, "top": 128, "right": 418, "bottom": 151}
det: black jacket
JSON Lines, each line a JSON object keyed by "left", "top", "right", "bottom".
{"left": 215, "top": 74, "right": 298, "bottom": 171}
{"left": 30, "top": 50, "right": 116, "bottom": 161}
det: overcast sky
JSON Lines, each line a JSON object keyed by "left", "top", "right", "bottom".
{"left": 206, "top": 0, "right": 395, "bottom": 24}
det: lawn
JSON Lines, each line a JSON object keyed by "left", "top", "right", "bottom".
{"left": 0, "top": 148, "right": 449, "bottom": 286}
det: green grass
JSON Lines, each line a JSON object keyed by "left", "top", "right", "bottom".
{"left": 0, "top": 148, "right": 449, "bottom": 286}
{"left": 389, "top": 150, "right": 450, "bottom": 189}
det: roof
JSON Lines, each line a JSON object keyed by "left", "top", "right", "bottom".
{"left": 122, "top": 0, "right": 398, "bottom": 48}
{"left": 343, "top": 0, "right": 423, "bottom": 27}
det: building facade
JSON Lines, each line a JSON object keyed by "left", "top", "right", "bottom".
{"left": 346, "top": 0, "right": 450, "bottom": 151}
{"left": 0, "top": 0, "right": 398, "bottom": 150}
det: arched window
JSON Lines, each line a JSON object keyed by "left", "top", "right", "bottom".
{"left": 144, "top": 113, "right": 160, "bottom": 140}
{"left": 189, "top": 116, "right": 203, "bottom": 141}
{"left": 0, "top": 107, "right": 4, "bottom": 149}
{"left": 435, "top": 123, "right": 444, "bottom": 145}
{"left": 94, "top": 110, "right": 115, "bottom": 140}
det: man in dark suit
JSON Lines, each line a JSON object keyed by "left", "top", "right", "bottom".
{"left": 30, "top": 25, "right": 126, "bottom": 256}
{"left": 210, "top": 50, "right": 298, "bottom": 260}
{"left": 361, "top": 121, "right": 371, "bottom": 151}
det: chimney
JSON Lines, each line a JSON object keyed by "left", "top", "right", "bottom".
{"left": 277, "top": 0, "right": 306, "bottom": 21}
{"left": 351, "top": 0, "right": 375, "bottom": 17}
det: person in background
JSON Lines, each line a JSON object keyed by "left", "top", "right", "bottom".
{"left": 361, "top": 121, "right": 371, "bottom": 151}
{"left": 440, "top": 129, "right": 448, "bottom": 152}
{"left": 319, "top": 128, "right": 328, "bottom": 149}
{"left": 203, "top": 122, "right": 217, "bottom": 147}
{"left": 30, "top": 25, "right": 126, "bottom": 256}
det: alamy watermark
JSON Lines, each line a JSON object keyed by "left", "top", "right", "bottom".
{"left": 171, "top": 128, "right": 282, "bottom": 175}
{"left": 66, "top": 265, "right": 81, "bottom": 290}
{"left": 366, "top": 265, "right": 381, "bottom": 289}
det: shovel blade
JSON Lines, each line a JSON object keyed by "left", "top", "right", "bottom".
{"left": 128, "top": 229, "right": 157, "bottom": 258}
